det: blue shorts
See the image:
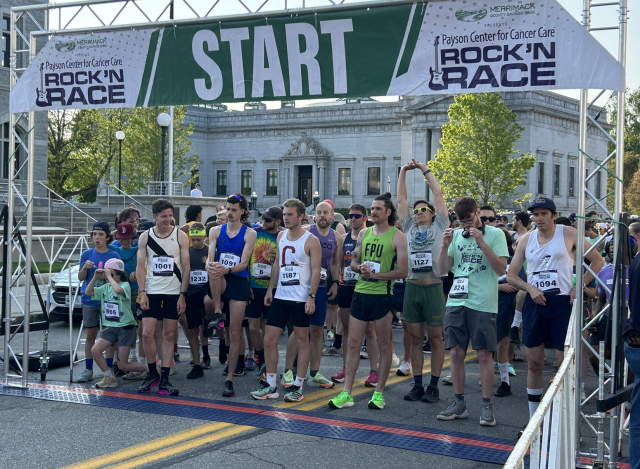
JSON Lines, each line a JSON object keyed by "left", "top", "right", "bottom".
{"left": 393, "top": 282, "right": 405, "bottom": 313}
{"left": 522, "top": 293, "right": 572, "bottom": 351}
{"left": 310, "top": 287, "right": 327, "bottom": 327}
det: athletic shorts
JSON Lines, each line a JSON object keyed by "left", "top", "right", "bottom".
{"left": 402, "top": 281, "right": 445, "bottom": 326}
{"left": 223, "top": 274, "right": 252, "bottom": 302}
{"left": 98, "top": 325, "right": 136, "bottom": 347}
{"left": 185, "top": 291, "right": 207, "bottom": 330}
{"left": 522, "top": 294, "right": 572, "bottom": 351}
{"left": 393, "top": 282, "right": 405, "bottom": 313}
{"left": 267, "top": 298, "right": 310, "bottom": 329}
{"left": 310, "top": 287, "right": 327, "bottom": 327}
{"left": 337, "top": 285, "right": 355, "bottom": 309}
{"left": 496, "top": 293, "right": 517, "bottom": 342}
{"left": 350, "top": 292, "right": 393, "bottom": 322}
{"left": 246, "top": 288, "right": 271, "bottom": 320}
{"left": 142, "top": 293, "right": 180, "bottom": 321}
{"left": 82, "top": 304, "right": 101, "bottom": 328}
{"left": 443, "top": 306, "right": 498, "bottom": 352}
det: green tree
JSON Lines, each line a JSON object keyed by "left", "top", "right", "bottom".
{"left": 429, "top": 93, "right": 535, "bottom": 207}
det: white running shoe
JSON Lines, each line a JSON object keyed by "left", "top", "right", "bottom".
{"left": 396, "top": 361, "right": 411, "bottom": 376}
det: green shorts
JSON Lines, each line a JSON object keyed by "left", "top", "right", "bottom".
{"left": 402, "top": 281, "right": 445, "bottom": 326}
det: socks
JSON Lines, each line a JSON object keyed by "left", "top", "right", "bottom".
{"left": 512, "top": 310, "right": 523, "bottom": 328}
{"left": 333, "top": 334, "right": 343, "bottom": 350}
{"left": 106, "top": 358, "right": 113, "bottom": 368}
{"left": 104, "top": 368, "right": 114, "bottom": 378}
{"left": 248, "top": 349, "right": 254, "bottom": 359}
{"left": 527, "top": 388, "right": 544, "bottom": 417}
{"left": 85, "top": 358, "right": 93, "bottom": 371}
{"left": 294, "top": 376, "right": 305, "bottom": 388}
{"left": 266, "top": 373, "right": 277, "bottom": 388}
{"left": 455, "top": 393, "right": 464, "bottom": 402}
{"left": 161, "top": 366, "right": 170, "bottom": 381}
{"left": 310, "top": 370, "right": 318, "bottom": 378}
{"left": 414, "top": 375, "right": 423, "bottom": 386}
{"left": 256, "top": 349, "right": 265, "bottom": 365}
{"left": 202, "top": 346, "right": 210, "bottom": 360}
{"left": 148, "top": 363, "right": 158, "bottom": 376}
{"left": 238, "top": 355, "right": 245, "bottom": 369}
{"left": 482, "top": 397, "right": 491, "bottom": 403}
{"left": 430, "top": 375, "right": 439, "bottom": 387}
{"left": 498, "top": 363, "right": 510, "bottom": 385}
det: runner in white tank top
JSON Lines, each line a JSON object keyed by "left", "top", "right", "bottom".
{"left": 275, "top": 229, "right": 313, "bottom": 302}
{"left": 524, "top": 224, "right": 574, "bottom": 296}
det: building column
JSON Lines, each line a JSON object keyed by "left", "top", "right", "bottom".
{"left": 319, "top": 165, "right": 325, "bottom": 200}
{"left": 284, "top": 166, "right": 289, "bottom": 204}
{"left": 312, "top": 163, "right": 318, "bottom": 196}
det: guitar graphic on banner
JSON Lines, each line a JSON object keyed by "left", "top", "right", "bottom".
{"left": 428, "top": 36, "right": 446, "bottom": 91}
{"left": 35, "top": 63, "right": 50, "bottom": 107}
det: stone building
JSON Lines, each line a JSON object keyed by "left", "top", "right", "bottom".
{"left": 186, "top": 91, "right": 609, "bottom": 215}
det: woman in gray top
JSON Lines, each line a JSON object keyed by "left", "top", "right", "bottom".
{"left": 397, "top": 158, "right": 449, "bottom": 403}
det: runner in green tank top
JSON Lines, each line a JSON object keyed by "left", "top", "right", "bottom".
{"left": 329, "top": 193, "right": 408, "bottom": 411}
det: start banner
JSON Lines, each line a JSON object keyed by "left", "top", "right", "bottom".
{"left": 10, "top": 0, "right": 624, "bottom": 113}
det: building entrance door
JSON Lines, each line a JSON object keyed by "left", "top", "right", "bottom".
{"left": 297, "top": 165, "right": 313, "bottom": 206}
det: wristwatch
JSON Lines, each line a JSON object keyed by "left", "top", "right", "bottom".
{"left": 140, "top": 289, "right": 147, "bottom": 293}
{"left": 180, "top": 291, "right": 188, "bottom": 296}
{"left": 308, "top": 293, "right": 316, "bottom": 299}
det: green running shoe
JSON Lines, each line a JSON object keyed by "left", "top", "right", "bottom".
{"left": 284, "top": 387, "right": 304, "bottom": 402}
{"left": 368, "top": 391, "right": 385, "bottom": 409}
{"left": 250, "top": 385, "right": 279, "bottom": 400}
{"left": 281, "top": 369, "right": 294, "bottom": 388}
{"left": 307, "top": 372, "right": 335, "bottom": 388}
{"left": 328, "top": 391, "right": 354, "bottom": 409}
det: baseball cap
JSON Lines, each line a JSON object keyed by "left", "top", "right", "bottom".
{"left": 116, "top": 222, "right": 135, "bottom": 239}
{"left": 322, "top": 199, "right": 335, "bottom": 209}
{"left": 528, "top": 197, "right": 556, "bottom": 212}
{"left": 262, "top": 206, "right": 283, "bottom": 221}
{"left": 138, "top": 220, "right": 155, "bottom": 232}
{"left": 104, "top": 258, "right": 125, "bottom": 271}
{"left": 92, "top": 221, "right": 111, "bottom": 234}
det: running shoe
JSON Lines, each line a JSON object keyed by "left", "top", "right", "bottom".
{"left": 480, "top": 401, "right": 496, "bottom": 426}
{"left": 187, "top": 365, "right": 204, "bottom": 380}
{"left": 368, "top": 391, "right": 385, "bottom": 409}
{"left": 422, "top": 385, "right": 439, "bottom": 403}
{"left": 327, "top": 330, "right": 335, "bottom": 342}
{"left": 322, "top": 346, "right": 342, "bottom": 356}
{"left": 441, "top": 373, "right": 453, "bottom": 385}
{"left": 364, "top": 371, "right": 378, "bottom": 387}
{"left": 331, "top": 368, "right": 346, "bottom": 383}
{"left": 495, "top": 381, "right": 512, "bottom": 397}
{"left": 202, "top": 357, "right": 211, "bottom": 369}
{"left": 360, "top": 345, "right": 369, "bottom": 359}
{"left": 437, "top": 398, "right": 468, "bottom": 420}
{"left": 391, "top": 352, "right": 400, "bottom": 368}
{"left": 256, "top": 363, "right": 266, "bottom": 380}
{"left": 281, "top": 369, "right": 295, "bottom": 388}
{"left": 392, "top": 319, "right": 403, "bottom": 329}
{"left": 123, "top": 371, "right": 147, "bottom": 380}
{"left": 222, "top": 380, "right": 235, "bottom": 397}
{"left": 169, "top": 360, "right": 177, "bottom": 376}
{"left": 396, "top": 361, "right": 411, "bottom": 376}
{"left": 422, "top": 341, "right": 431, "bottom": 354}
{"left": 95, "top": 375, "right": 118, "bottom": 388}
{"left": 404, "top": 384, "right": 425, "bottom": 401}
{"left": 138, "top": 374, "right": 161, "bottom": 393}
{"left": 307, "top": 372, "right": 335, "bottom": 388}
{"left": 173, "top": 352, "right": 180, "bottom": 363}
{"left": 234, "top": 364, "right": 246, "bottom": 377}
{"left": 508, "top": 363, "right": 516, "bottom": 376}
{"left": 250, "top": 385, "right": 279, "bottom": 400}
{"left": 284, "top": 386, "right": 304, "bottom": 402}
{"left": 328, "top": 391, "right": 354, "bottom": 409}
{"left": 159, "top": 379, "right": 179, "bottom": 396}
{"left": 76, "top": 369, "right": 93, "bottom": 383}
{"left": 112, "top": 363, "right": 126, "bottom": 377}
{"left": 513, "top": 346, "right": 524, "bottom": 362}
{"left": 245, "top": 357, "right": 256, "bottom": 372}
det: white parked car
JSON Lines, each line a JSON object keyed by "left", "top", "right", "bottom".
{"left": 46, "top": 264, "right": 82, "bottom": 321}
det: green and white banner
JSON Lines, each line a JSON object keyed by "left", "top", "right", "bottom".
{"left": 10, "top": 0, "right": 624, "bottom": 113}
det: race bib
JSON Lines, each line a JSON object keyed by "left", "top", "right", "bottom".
{"left": 320, "top": 267, "right": 328, "bottom": 285}
{"left": 219, "top": 252, "right": 241, "bottom": 269}
{"left": 410, "top": 251, "right": 432, "bottom": 273}
{"left": 190, "top": 270, "right": 208, "bottom": 285}
{"left": 532, "top": 270, "right": 560, "bottom": 294}
{"left": 343, "top": 269, "right": 358, "bottom": 285}
{"left": 280, "top": 265, "right": 301, "bottom": 286}
{"left": 104, "top": 302, "right": 119, "bottom": 321}
{"left": 362, "top": 260, "right": 381, "bottom": 282}
{"left": 252, "top": 263, "right": 272, "bottom": 280}
{"left": 152, "top": 256, "right": 174, "bottom": 276}
{"left": 449, "top": 276, "right": 469, "bottom": 299}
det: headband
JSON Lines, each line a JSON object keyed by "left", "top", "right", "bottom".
{"left": 189, "top": 229, "right": 206, "bottom": 236}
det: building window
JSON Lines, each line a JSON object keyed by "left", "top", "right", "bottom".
{"left": 595, "top": 170, "right": 602, "bottom": 199}
{"left": 569, "top": 166, "right": 575, "bottom": 197}
{"left": 367, "top": 167, "right": 381, "bottom": 196}
{"left": 241, "top": 170, "right": 252, "bottom": 196}
{"left": 266, "top": 169, "right": 278, "bottom": 196}
{"left": 537, "top": 162, "right": 545, "bottom": 194}
{"left": 2, "top": 16, "right": 9, "bottom": 68}
{"left": 338, "top": 168, "right": 351, "bottom": 195}
{"left": 216, "top": 170, "right": 227, "bottom": 196}
{"left": 554, "top": 164, "right": 560, "bottom": 196}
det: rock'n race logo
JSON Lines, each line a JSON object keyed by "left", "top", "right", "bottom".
{"left": 454, "top": 7, "right": 487, "bottom": 22}
{"left": 55, "top": 41, "right": 76, "bottom": 52}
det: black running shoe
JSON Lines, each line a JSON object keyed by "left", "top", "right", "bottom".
{"left": 495, "top": 381, "right": 512, "bottom": 397}
{"left": 138, "top": 374, "right": 160, "bottom": 393}
{"left": 112, "top": 363, "right": 126, "bottom": 377}
{"left": 422, "top": 341, "right": 431, "bottom": 354}
{"left": 421, "top": 385, "right": 440, "bottom": 403}
{"left": 158, "top": 379, "right": 179, "bottom": 396}
{"left": 404, "top": 384, "right": 425, "bottom": 401}
{"left": 234, "top": 364, "right": 246, "bottom": 377}
{"left": 222, "top": 380, "right": 235, "bottom": 397}
{"left": 202, "top": 357, "right": 211, "bottom": 369}
{"left": 187, "top": 365, "right": 204, "bottom": 380}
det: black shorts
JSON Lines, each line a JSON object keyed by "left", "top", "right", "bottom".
{"left": 522, "top": 294, "right": 572, "bottom": 351}
{"left": 496, "top": 294, "right": 516, "bottom": 342}
{"left": 246, "top": 288, "right": 272, "bottom": 319}
{"left": 185, "top": 291, "right": 207, "bottom": 329}
{"left": 337, "top": 285, "right": 355, "bottom": 309}
{"left": 223, "top": 274, "right": 251, "bottom": 302}
{"left": 350, "top": 291, "right": 393, "bottom": 322}
{"left": 143, "top": 293, "right": 179, "bottom": 321}
{"left": 267, "top": 297, "right": 310, "bottom": 329}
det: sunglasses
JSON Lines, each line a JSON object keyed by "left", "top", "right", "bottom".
{"left": 262, "top": 217, "right": 274, "bottom": 222}
{"left": 480, "top": 216, "right": 496, "bottom": 223}
{"left": 413, "top": 207, "right": 433, "bottom": 215}
{"left": 348, "top": 214, "right": 364, "bottom": 219}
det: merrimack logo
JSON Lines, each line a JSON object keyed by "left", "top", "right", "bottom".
{"left": 55, "top": 41, "right": 76, "bottom": 52}
{"left": 455, "top": 7, "right": 487, "bottom": 22}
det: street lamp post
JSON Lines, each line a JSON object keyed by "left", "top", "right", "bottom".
{"left": 157, "top": 112, "right": 172, "bottom": 195}
{"left": 251, "top": 192, "right": 258, "bottom": 219}
{"left": 115, "top": 131, "right": 125, "bottom": 190}
{"left": 313, "top": 191, "right": 320, "bottom": 210}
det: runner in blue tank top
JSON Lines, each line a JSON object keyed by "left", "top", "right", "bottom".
{"left": 207, "top": 194, "right": 257, "bottom": 398}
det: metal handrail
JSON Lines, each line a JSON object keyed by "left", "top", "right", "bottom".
{"left": 104, "top": 184, "right": 153, "bottom": 218}
{"left": 37, "top": 181, "right": 98, "bottom": 222}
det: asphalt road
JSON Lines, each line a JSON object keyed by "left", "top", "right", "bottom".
{"left": 0, "top": 320, "right": 630, "bottom": 469}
